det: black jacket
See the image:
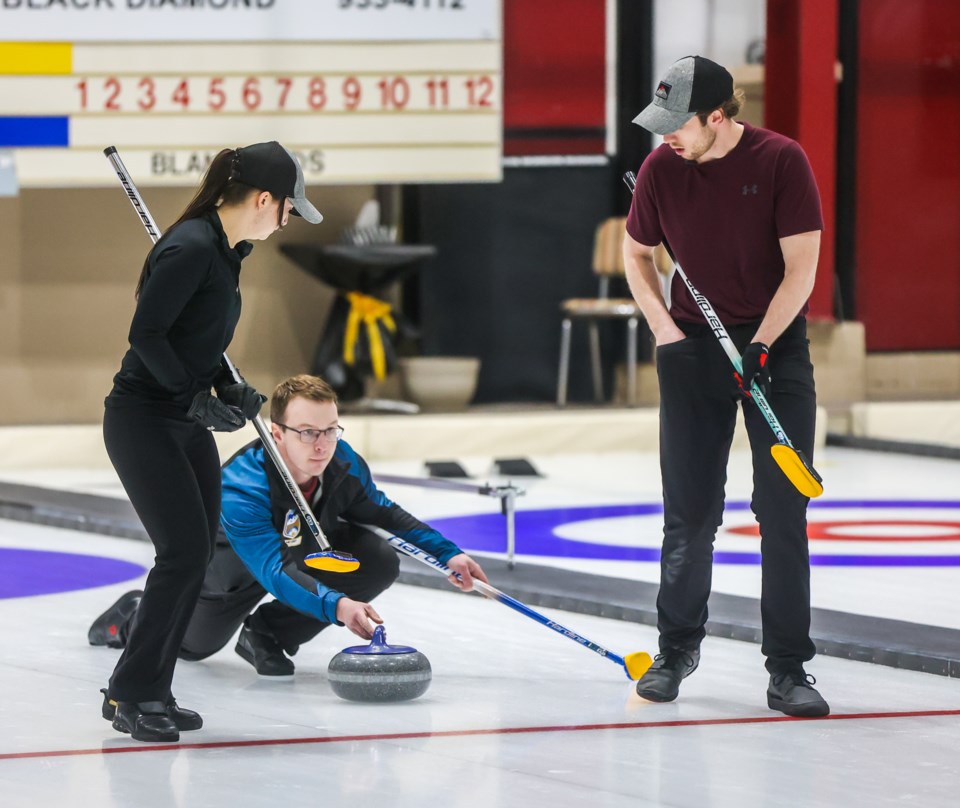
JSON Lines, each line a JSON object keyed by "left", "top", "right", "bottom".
{"left": 107, "top": 211, "right": 251, "bottom": 410}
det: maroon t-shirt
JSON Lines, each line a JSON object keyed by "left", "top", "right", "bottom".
{"left": 626, "top": 122, "right": 823, "bottom": 325}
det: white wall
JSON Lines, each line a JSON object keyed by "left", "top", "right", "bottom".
{"left": 638, "top": 0, "right": 765, "bottom": 148}
{"left": 653, "top": 0, "right": 765, "bottom": 92}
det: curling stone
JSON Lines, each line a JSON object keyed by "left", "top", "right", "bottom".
{"left": 327, "top": 625, "right": 431, "bottom": 703}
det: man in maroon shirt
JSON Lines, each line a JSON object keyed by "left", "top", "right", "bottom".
{"left": 623, "top": 55, "right": 828, "bottom": 717}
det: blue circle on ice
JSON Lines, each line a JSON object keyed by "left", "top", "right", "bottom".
{"left": 0, "top": 548, "right": 146, "bottom": 599}
{"left": 429, "top": 499, "right": 960, "bottom": 567}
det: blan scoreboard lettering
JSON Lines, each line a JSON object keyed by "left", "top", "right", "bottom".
{"left": 0, "top": 0, "right": 502, "bottom": 186}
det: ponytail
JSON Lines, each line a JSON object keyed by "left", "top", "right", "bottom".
{"left": 135, "top": 148, "right": 253, "bottom": 299}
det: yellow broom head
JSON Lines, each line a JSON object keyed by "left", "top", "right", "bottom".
{"left": 770, "top": 444, "right": 824, "bottom": 498}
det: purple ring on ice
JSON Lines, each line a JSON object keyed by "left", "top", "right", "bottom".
{"left": 0, "top": 548, "right": 146, "bottom": 599}
{"left": 429, "top": 499, "right": 960, "bottom": 567}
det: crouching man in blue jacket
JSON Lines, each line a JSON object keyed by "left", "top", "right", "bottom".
{"left": 89, "top": 373, "right": 488, "bottom": 676}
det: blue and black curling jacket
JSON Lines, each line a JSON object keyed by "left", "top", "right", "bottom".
{"left": 219, "top": 438, "right": 461, "bottom": 625}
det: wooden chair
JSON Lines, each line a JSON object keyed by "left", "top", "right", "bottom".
{"left": 556, "top": 217, "right": 646, "bottom": 406}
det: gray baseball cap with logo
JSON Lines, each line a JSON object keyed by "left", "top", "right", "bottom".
{"left": 235, "top": 141, "right": 323, "bottom": 224}
{"left": 633, "top": 55, "right": 734, "bottom": 136}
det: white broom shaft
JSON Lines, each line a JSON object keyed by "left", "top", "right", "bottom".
{"left": 103, "top": 147, "right": 333, "bottom": 552}
{"left": 623, "top": 170, "right": 794, "bottom": 448}
{"left": 673, "top": 264, "right": 744, "bottom": 372}
{"left": 675, "top": 263, "right": 794, "bottom": 447}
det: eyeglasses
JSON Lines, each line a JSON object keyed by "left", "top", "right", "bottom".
{"left": 275, "top": 423, "right": 344, "bottom": 445}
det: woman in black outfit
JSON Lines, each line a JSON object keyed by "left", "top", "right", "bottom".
{"left": 101, "top": 141, "right": 322, "bottom": 742}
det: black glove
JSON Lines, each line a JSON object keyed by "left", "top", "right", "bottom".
{"left": 216, "top": 380, "right": 266, "bottom": 419}
{"left": 187, "top": 391, "right": 246, "bottom": 432}
{"left": 737, "top": 342, "right": 771, "bottom": 398}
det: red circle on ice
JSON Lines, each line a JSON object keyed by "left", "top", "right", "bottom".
{"left": 727, "top": 520, "right": 960, "bottom": 542}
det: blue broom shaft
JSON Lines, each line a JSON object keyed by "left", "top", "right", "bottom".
{"left": 382, "top": 534, "right": 627, "bottom": 669}
{"left": 480, "top": 583, "right": 626, "bottom": 667}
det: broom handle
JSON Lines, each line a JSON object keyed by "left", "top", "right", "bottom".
{"left": 103, "top": 146, "right": 334, "bottom": 553}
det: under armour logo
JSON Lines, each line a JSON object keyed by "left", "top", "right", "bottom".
{"left": 742, "top": 184, "right": 758, "bottom": 195}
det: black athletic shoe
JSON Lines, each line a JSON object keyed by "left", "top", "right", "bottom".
{"left": 101, "top": 689, "right": 202, "bottom": 731}
{"left": 164, "top": 696, "right": 203, "bottom": 730}
{"left": 235, "top": 625, "right": 295, "bottom": 676}
{"left": 767, "top": 669, "right": 830, "bottom": 717}
{"left": 87, "top": 590, "right": 143, "bottom": 648}
{"left": 635, "top": 647, "right": 700, "bottom": 702}
{"left": 110, "top": 700, "right": 179, "bottom": 743}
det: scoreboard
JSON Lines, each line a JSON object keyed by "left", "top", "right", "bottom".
{"left": 0, "top": 1, "right": 502, "bottom": 187}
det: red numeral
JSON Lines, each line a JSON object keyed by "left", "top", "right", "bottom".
{"left": 172, "top": 79, "right": 190, "bottom": 110}
{"left": 342, "top": 76, "right": 362, "bottom": 110}
{"left": 137, "top": 77, "right": 156, "bottom": 111}
{"left": 208, "top": 78, "right": 226, "bottom": 111}
{"left": 105, "top": 77, "right": 121, "bottom": 111}
{"left": 242, "top": 78, "right": 261, "bottom": 111}
{"left": 377, "top": 77, "right": 409, "bottom": 110}
{"left": 276, "top": 77, "right": 293, "bottom": 109}
{"left": 465, "top": 76, "right": 494, "bottom": 108}
{"left": 426, "top": 77, "right": 449, "bottom": 108}
{"left": 76, "top": 79, "right": 88, "bottom": 110}
{"left": 307, "top": 77, "right": 326, "bottom": 110}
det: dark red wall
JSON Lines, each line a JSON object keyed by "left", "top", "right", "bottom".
{"left": 855, "top": 0, "right": 960, "bottom": 350}
{"left": 765, "top": 0, "right": 838, "bottom": 321}
{"left": 503, "top": 0, "right": 607, "bottom": 155}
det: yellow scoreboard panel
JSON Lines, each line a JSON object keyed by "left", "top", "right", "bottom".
{"left": 0, "top": 2, "right": 502, "bottom": 186}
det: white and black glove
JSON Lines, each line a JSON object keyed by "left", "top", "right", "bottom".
{"left": 214, "top": 364, "right": 266, "bottom": 419}
{"left": 216, "top": 380, "right": 266, "bottom": 419}
{"left": 187, "top": 391, "right": 245, "bottom": 432}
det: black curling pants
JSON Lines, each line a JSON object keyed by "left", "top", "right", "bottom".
{"left": 654, "top": 317, "right": 818, "bottom": 673}
{"left": 178, "top": 527, "right": 401, "bottom": 660}
{"left": 103, "top": 404, "right": 221, "bottom": 703}
{"left": 114, "top": 527, "right": 401, "bottom": 660}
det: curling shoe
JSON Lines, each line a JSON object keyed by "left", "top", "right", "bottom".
{"left": 235, "top": 625, "right": 295, "bottom": 676}
{"left": 101, "top": 689, "right": 202, "bottom": 731}
{"left": 110, "top": 699, "right": 179, "bottom": 743}
{"left": 87, "top": 590, "right": 143, "bottom": 648}
{"left": 635, "top": 647, "right": 700, "bottom": 702}
{"left": 767, "top": 668, "right": 830, "bottom": 717}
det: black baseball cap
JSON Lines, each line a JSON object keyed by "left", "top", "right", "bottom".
{"left": 633, "top": 56, "right": 734, "bottom": 136}
{"left": 234, "top": 141, "right": 322, "bottom": 224}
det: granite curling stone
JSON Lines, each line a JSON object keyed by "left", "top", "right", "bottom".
{"left": 327, "top": 625, "right": 431, "bottom": 703}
